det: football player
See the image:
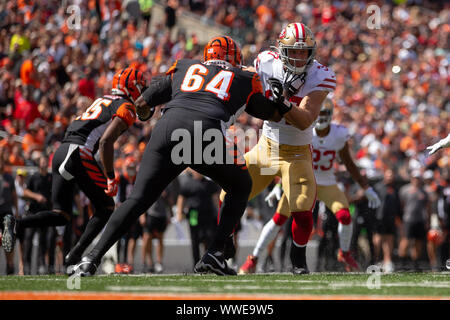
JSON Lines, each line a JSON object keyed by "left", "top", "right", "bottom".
{"left": 71, "top": 36, "right": 291, "bottom": 276}
{"left": 2, "top": 68, "right": 149, "bottom": 272}
{"left": 220, "top": 22, "right": 334, "bottom": 274}
{"left": 239, "top": 98, "right": 382, "bottom": 273}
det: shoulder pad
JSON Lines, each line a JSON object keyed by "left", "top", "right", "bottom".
{"left": 255, "top": 51, "right": 279, "bottom": 76}
{"left": 308, "top": 61, "right": 336, "bottom": 92}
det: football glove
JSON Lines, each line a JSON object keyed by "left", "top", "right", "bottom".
{"left": 105, "top": 177, "right": 119, "bottom": 197}
{"left": 427, "top": 133, "right": 450, "bottom": 155}
{"left": 364, "top": 187, "right": 381, "bottom": 209}
{"left": 267, "top": 77, "right": 292, "bottom": 115}
{"left": 267, "top": 78, "right": 284, "bottom": 103}
{"left": 265, "top": 184, "right": 282, "bottom": 207}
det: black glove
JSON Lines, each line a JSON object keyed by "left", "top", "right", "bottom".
{"left": 267, "top": 77, "right": 284, "bottom": 103}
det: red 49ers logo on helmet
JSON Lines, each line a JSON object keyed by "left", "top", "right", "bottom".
{"left": 278, "top": 27, "right": 286, "bottom": 40}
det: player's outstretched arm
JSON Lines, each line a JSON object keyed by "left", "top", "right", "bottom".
{"left": 427, "top": 133, "right": 450, "bottom": 155}
{"left": 339, "top": 142, "right": 381, "bottom": 209}
{"left": 245, "top": 92, "right": 282, "bottom": 122}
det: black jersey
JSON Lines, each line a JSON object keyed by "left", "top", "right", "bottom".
{"left": 63, "top": 95, "right": 137, "bottom": 152}
{"left": 164, "top": 59, "right": 262, "bottom": 126}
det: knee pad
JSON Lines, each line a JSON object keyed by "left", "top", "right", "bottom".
{"left": 291, "top": 211, "right": 313, "bottom": 246}
{"left": 272, "top": 212, "right": 288, "bottom": 226}
{"left": 336, "top": 208, "right": 352, "bottom": 225}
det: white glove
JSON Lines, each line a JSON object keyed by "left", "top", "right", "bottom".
{"left": 364, "top": 187, "right": 381, "bottom": 209}
{"left": 265, "top": 184, "right": 282, "bottom": 207}
{"left": 427, "top": 133, "right": 450, "bottom": 155}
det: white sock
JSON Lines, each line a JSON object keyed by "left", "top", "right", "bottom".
{"left": 338, "top": 222, "right": 353, "bottom": 252}
{"left": 253, "top": 219, "right": 281, "bottom": 257}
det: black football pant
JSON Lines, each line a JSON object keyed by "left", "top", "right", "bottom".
{"left": 17, "top": 142, "right": 115, "bottom": 262}
{"left": 87, "top": 108, "right": 252, "bottom": 263}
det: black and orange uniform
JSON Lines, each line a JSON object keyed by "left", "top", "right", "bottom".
{"left": 16, "top": 95, "right": 137, "bottom": 263}
{"left": 85, "top": 58, "right": 287, "bottom": 264}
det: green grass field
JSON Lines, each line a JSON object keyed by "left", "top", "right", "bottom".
{"left": 1, "top": 272, "right": 449, "bottom": 299}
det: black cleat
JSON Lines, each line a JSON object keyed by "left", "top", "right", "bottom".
{"left": 290, "top": 242, "right": 309, "bottom": 275}
{"left": 71, "top": 257, "right": 99, "bottom": 277}
{"left": 223, "top": 235, "right": 236, "bottom": 260}
{"left": 2, "top": 215, "right": 16, "bottom": 253}
{"left": 65, "top": 251, "right": 82, "bottom": 268}
{"left": 292, "top": 266, "right": 310, "bottom": 275}
{"left": 194, "top": 250, "right": 237, "bottom": 276}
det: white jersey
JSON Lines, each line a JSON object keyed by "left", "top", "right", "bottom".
{"left": 312, "top": 123, "right": 350, "bottom": 186}
{"left": 254, "top": 50, "right": 336, "bottom": 146}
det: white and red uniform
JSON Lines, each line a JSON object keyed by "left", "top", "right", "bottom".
{"left": 312, "top": 123, "right": 350, "bottom": 186}
{"left": 255, "top": 50, "right": 336, "bottom": 146}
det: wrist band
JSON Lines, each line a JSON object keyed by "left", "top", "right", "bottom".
{"left": 106, "top": 171, "right": 115, "bottom": 179}
{"left": 276, "top": 99, "right": 292, "bottom": 116}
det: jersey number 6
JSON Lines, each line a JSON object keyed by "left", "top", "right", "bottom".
{"left": 180, "top": 64, "right": 234, "bottom": 101}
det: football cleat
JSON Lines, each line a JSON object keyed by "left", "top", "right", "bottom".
{"left": 292, "top": 266, "right": 310, "bottom": 275}
{"left": 194, "top": 250, "right": 237, "bottom": 276}
{"left": 64, "top": 250, "right": 82, "bottom": 268}
{"left": 239, "top": 255, "right": 258, "bottom": 274}
{"left": 72, "top": 257, "right": 99, "bottom": 277}
{"left": 2, "top": 214, "right": 16, "bottom": 253}
{"left": 337, "top": 249, "right": 360, "bottom": 272}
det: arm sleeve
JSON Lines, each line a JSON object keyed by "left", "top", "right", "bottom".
{"left": 245, "top": 92, "right": 278, "bottom": 120}
{"left": 141, "top": 75, "right": 172, "bottom": 107}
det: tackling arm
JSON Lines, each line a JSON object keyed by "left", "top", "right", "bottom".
{"left": 283, "top": 90, "right": 329, "bottom": 130}
{"left": 245, "top": 93, "right": 282, "bottom": 122}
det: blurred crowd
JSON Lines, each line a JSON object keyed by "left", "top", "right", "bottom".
{"left": 0, "top": 0, "right": 448, "bottom": 274}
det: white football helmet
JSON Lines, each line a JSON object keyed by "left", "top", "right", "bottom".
{"left": 276, "top": 22, "right": 317, "bottom": 75}
{"left": 315, "top": 98, "right": 334, "bottom": 130}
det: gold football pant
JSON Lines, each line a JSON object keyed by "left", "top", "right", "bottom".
{"left": 219, "top": 135, "right": 317, "bottom": 246}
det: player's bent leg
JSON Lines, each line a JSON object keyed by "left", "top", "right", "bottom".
{"left": 75, "top": 147, "right": 186, "bottom": 276}
{"left": 219, "top": 143, "right": 276, "bottom": 261}
{"left": 279, "top": 152, "right": 316, "bottom": 274}
{"left": 192, "top": 162, "right": 252, "bottom": 276}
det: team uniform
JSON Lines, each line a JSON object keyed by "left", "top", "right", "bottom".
{"left": 277, "top": 123, "right": 350, "bottom": 216}
{"left": 276, "top": 123, "right": 356, "bottom": 262}
{"left": 221, "top": 50, "right": 335, "bottom": 251}
{"left": 54, "top": 95, "right": 136, "bottom": 216}
{"left": 11, "top": 95, "right": 137, "bottom": 265}
{"left": 77, "top": 48, "right": 285, "bottom": 276}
